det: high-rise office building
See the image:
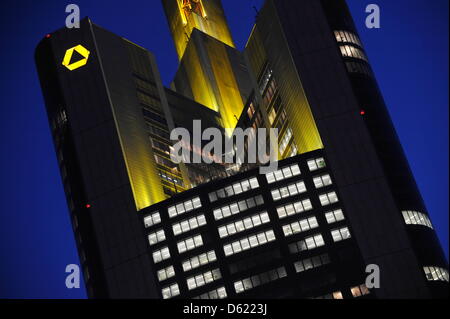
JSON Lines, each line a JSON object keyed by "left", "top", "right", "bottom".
{"left": 35, "top": 0, "right": 448, "bottom": 299}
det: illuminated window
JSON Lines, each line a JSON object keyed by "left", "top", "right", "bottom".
{"left": 319, "top": 191, "right": 338, "bottom": 206}
{"left": 218, "top": 211, "right": 270, "bottom": 238}
{"left": 279, "top": 128, "right": 293, "bottom": 155}
{"left": 282, "top": 217, "right": 319, "bottom": 237}
{"left": 331, "top": 227, "right": 351, "bottom": 242}
{"left": 307, "top": 157, "right": 326, "bottom": 171}
{"left": 157, "top": 265, "right": 175, "bottom": 282}
{"left": 294, "top": 253, "right": 330, "bottom": 273}
{"left": 162, "top": 283, "right": 179, "bottom": 299}
{"left": 168, "top": 197, "right": 202, "bottom": 218}
{"left": 213, "top": 195, "right": 264, "bottom": 221}
{"left": 276, "top": 199, "right": 313, "bottom": 219}
{"left": 289, "top": 234, "right": 325, "bottom": 253}
{"left": 423, "top": 266, "right": 449, "bottom": 282}
{"left": 325, "top": 209, "right": 345, "bottom": 224}
{"left": 193, "top": 286, "right": 227, "bottom": 299}
{"left": 234, "top": 267, "right": 287, "bottom": 294}
{"left": 265, "top": 163, "right": 301, "bottom": 184}
{"left": 148, "top": 229, "right": 166, "bottom": 246}
{"left": 402, "top": 210, "right": 433, "bottom": 229}
{"left": 172, "top": 214, "right": 207, "bottom": 236}
{"left": 182, "top": 250, "right": 217, "bottom": 272}
{"left": 223, "top": 229, "right": 276, "bottom": 257}
{"left": 177, "top": 234, "right": 203, "bottom": 254}
{"left": 350, "top": 284, "right": 370, "bottom": 297}
{"left": 334, "top": 30, "right": 363, "bottom": 47}
{"left": 209, "top": 177, "right": 259, "bottom": 202}
{"left": 153, "top": 247, "right": 171, "bottom": 263}
{"left": 186, "top": 268, "right": 222, "bottom": 291}
{"left": 271, "top": 180, "right": 307, "bottom": 201}
{"left": 313, "top": 174, "right": 332, "bottom": 189}
{"left": 339, "top": 45, "right": 368, "bottom": 62}
{"left": 144, "top": 212, "right": 161, "bottom": 228}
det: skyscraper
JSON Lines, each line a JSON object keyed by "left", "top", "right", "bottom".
{"left": 35, "top": 0, "right": 448, "bottom": 299}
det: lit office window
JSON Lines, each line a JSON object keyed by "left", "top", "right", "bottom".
{"left": 161, "top": 283, "right": 179, "bottom": 299}
{"left": 265, "top": 163, "right": 301, "bottom": 184}
{"left": 234, "top": 267, "right": 287, "bottom": 294}
{"left": 157, "top": 265, "right": 175, "bottom": 282}
{"left": 282, "top": 216, "right": 319, "bottom": 237}
{"left": 177, "top": 235, "right": 203, "bottom": 254}
{"left": 168, "top": 197, "right": 202, "bottom": 218}
{"left": 339, "top": 45, "right": 368, "bottom": 62}
{"left": 193, "top": 286, "right": 227, "bottom": 299}
{"left": 307, "top": 157, "right": 326, "bottom": 171}
{"left": 279, "top": 128, "right": 293, "bottom": 155}
{"left": 153, "top": 247, "right": 171, "bottom": 263}
{"left": 319, "top": 191, "right": 338, "bottom": 206}
{"left": 325, "top": 209, "right": 345, "bottom": 224}
{"left": 144, "top": 212, "right": 161, "bottom": 228}
{"left": 209, "top": 177, "right": 259, "bottom": 202}
{"left": 334, "top": 30, "right": 363, "bottom": 47}
{"left": 313, "top": 174, "right": 332, "bottom": 189}
{"left": 289, "top": 234, "right": 325, "bottom": 253}
{"left": 186, "top": 268, "right": 222, "bottom": 291}
{"left": 402, "top": 210, "right": 433, "bottom": 229}
{"left": 331, "top": 227, "right": 351, "bottom": 242}
{"left": 223, "top": 229, "right": 276, "bottom": 257}
{"left": 350, "top": 284, "right": 370, "bottom": 297}
{"left": 182, "top": 250, "right": 217, "bottom": 272}
{"left": 315, "top": 291, "right": 344, "bottom": 299}
{"left": 294, "top": 253, "right": 330, "bottom": 273}
{"left": 271, "top": 181, "right": 307, "bottom": 201}
{"left": 148, "top": 229, "right": 166, "bottom": 246}
{"left": 172, "top": 214, "right": 207, "bottom": 236}
{"left": 423, "top": 266, "right": 449, "bottom": 282}
{"left": 276, "top": 199, "right": 313, "bottom": 219}
{"left": 218, "top": 211, "right": 271, "bottom": 239}
{"left": 213, "top": 195, "right": 264, "bottom": 221}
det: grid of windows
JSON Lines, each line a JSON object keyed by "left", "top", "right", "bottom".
{"left": 313, "top": 174, "right": 332, "bottom": 189}
{"left": 172, "top": 214, "right": 207, "bottom": 236}
{"left": 223, "top": 229, "right": 276, "bottom": 257}
{"left": 144, "top": 212, "right": 161, "bottom": 228}
{"left": 319, "top": 191, "right": 339, "bottom": 206}
{"left": 402, "top": 210, "right": 433, "bottom": 229}
{"left": 148, "top": 229, "right": 166, "bottom": 246}
{"left": 265, "top": 163, "right": 301, "bottom": 184}
{"left": 218, "top": 212, "right": 270, "bottom": 239}
{"left": 186, "top": 269, "right": 222, "bottom": 291}
{"left": 350, "top": 284, "right": 371, "bottom": 297}
{"left": 193, "top": 286, "right": 227, "bottom": 299}
{"left": 307, "top": 157, "right": 326, "bottom": 171}
{"left": 423, "top": 266, "right": 449, "bottom": 282}
{"left": 331, "top": 227, "right": 351, "bottom": 242}
{"left": 289, "top": 234, "right": 325, "bottom": 253}
{"left": 325, "top": 209, "right": 345, "bottom": 224}
{"left": 276, "top": 199, "right": 313, "bottom": 219}
{"left": 339, "top": 45, "right": 368, "bottom": 62}
{"left": 182, "top": 250, "right": 217, "bottom": 272}
{"left": 208, "top": 177, "right": 259, "bottom": 203}
{"left": 334, "top": 30, "right": 363, "bottom": 47}
{"left": 294, "top": 253, "right": 330, "bottom": 273}
{"left": 152, "top": 247, "right": 170, "bottom": 263}
{"left": 346, "top": 61, "right": 372, "bottom": 76}
{"left": 168, "top": 197, "right": 202, "bottom": 218}
{"left": 157, "top": 265, "right": 175, "bottom": 282}
{"left": 177, "top": 235, "right": 203, "bottom": 254}
{"left": 282, "top": 216, "right": 319, "bottom": 237}
{"left": 271, "top": 181, "right": 307, "bottom": 201}
{"left": 234, "top": 267, "right": 287, "bottom": 294}
{"left": 279, "top": 128, "right": 293, "bottom": 155}
{"left": 213, "top": 195, "right": 264, "bottom": 221}
{"left": 161, "top": 283, "right": 179, "bottom": 299}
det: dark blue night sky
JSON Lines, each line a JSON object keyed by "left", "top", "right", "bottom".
{"left": 0, "top": 0, "right": 447, "bottom": 298}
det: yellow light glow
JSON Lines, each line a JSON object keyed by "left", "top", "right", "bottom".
{"left": 62, "top": 45, "right": 90, "bottom": 71}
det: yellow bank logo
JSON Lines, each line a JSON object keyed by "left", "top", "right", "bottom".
{"left": 62, "top": 45, "right": 90, "bottom": 71}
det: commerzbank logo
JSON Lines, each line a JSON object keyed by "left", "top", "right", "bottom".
{"left": 62, "top": 45, "right": 90, "bottom": 71}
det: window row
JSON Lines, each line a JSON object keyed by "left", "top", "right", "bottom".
{"left": 187, "top": 268, "right": 222, "bottom": 291}
{"left": 271, "top": 180, "right": 307, "bottom": 201}
{"left": 161, "top": 283, "right": 179, "bottom": 299}
{"left": 289, "top": 234, "right": 325, "bottom": 254}
{"left": 307, "top": 157, "right": 326, "bottom": 171}
{"left": 172, "top": 214, "right": 207, "bottom": 236}
{"left": 182, "top": 250, "right": 217, "bottom": 272}
{"left": 346, "top": 61, "right": 372, "bottom": 77}
{"left": 168, "top": 196, "right": 201, "bottom": 218}
{"left": 218, "top": 211, "right": 271, "bottom": 239}
{"left": 148, "top": 229, "right": 166, "bottom": 246}
{"left": 313, "top": 174, "right": 332, "bottom": 189}
{"left": 213, "top": 195, "right": 264, "bottom": 221}
{"left": 193, "top": 286, "right": 227, "bottom": 299}
{"left": 294, "top": 253, "right": 330, "bottom": 273}
{"left": 350, "top": 284, "right": 370, "bottom": 297}
{"left": 153, "top": 246, "right": 170, "bottom": 264}
{"left": 265, "top": 163, "right": 301, "bottom": 184}
{"left": 325, "top": 209, "right": 345, "bottom": 224}
{"left": 208, "top": 177, "right": 259, "bottom": 203}
{"left": 177, "top": 234, "right": 203, "bottom": 254}
{"left": 276, "top": 199, "right": 313, "bottom": 219}
{"left": 423, "top": 266, "right": 449, "bottom": 282}
{"left": 279, "top": 128, "right": 293, "bottom": 155}
{"left": 144, "top": 211, "right": 161, "bottom": 228}
{"left": 331, "top": 227, "right": 351, "bottom": 242}
{"left": 157, "top": 265, "right": 175, "bottom": 282}
{"left": 319, "top": 191, "right": 338, "bottom": 206}
{"left": 234, "top": 267, "right": 287, "bottom": 294}
{"left": 334, "top": 30, "right": 363, "bottom": 47}
{"left": 223, "top": 229, "right": 276, "bottom": 257}
{"left": 282, "top": 216, "right": 319, "bottom": 237}
{"left": 402, "top": 210, "right": 433, "bottom": 229}
{"left": 339, "top": 45, "right": 368, "bottom": 62}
